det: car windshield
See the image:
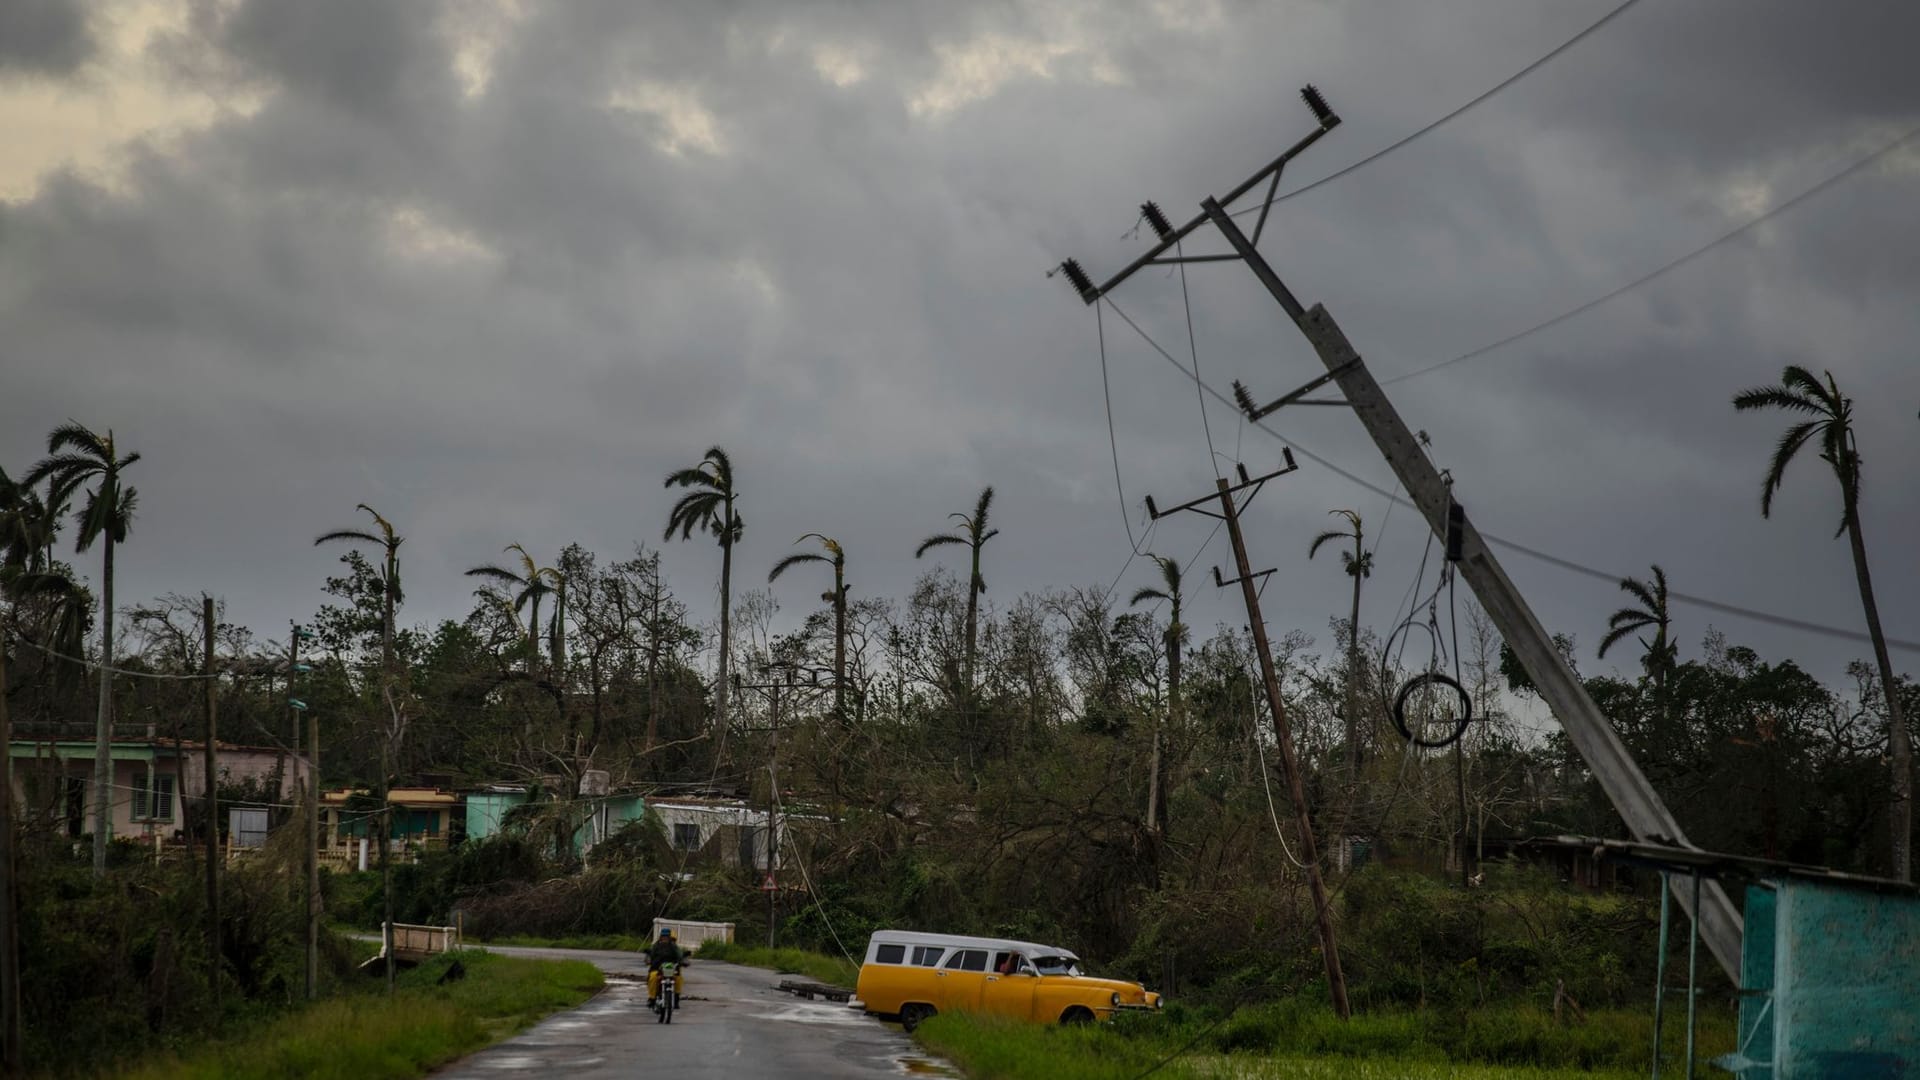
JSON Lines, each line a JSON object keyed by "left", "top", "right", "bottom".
{"left": 1029, "top": 954, "right": 1081, "bottom": 975}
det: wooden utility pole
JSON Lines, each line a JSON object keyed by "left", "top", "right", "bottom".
{"left": 0, "top": 643, "right": 23, "bottom": 1076}
{"left": 1146, "top": 460, "right": 1351, "bottom": 1020}
{"left": 201, "top": 595, "right": 219, "bottom": 1004}
{"left": 1055, "top": 83, "right": 1742, "bottom": 982}
{"left": 290, "top": 625, "right": 318, "bottom": 1001}
{"left": 741, "top": 662, "right": 798, "bottom": 949}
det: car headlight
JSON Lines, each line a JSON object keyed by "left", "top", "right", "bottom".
{"left": 1111, "top": 992, "right": 1121, "bottom": 1008}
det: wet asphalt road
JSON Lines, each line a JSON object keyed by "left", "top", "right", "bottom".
{"left": 432, "top": 944, "right": 955, "bottom": 1079}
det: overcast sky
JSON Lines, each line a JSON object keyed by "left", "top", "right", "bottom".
{"left": 2, "top": 0, "right": 1916, "bottom": 692}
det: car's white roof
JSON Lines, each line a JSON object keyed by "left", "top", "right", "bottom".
{"left": 865, "top": 929, "right": 1077, "bottom": 958}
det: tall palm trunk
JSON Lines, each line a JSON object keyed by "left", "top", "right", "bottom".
{"left": 963, "top": 548, "right": 980, "bottom": 694}
{"left": 832, "top": 568, "right": 847, "bottom": 725}
{"left": 644, "top": 588, "right": 661, "bottom": 758}
{"left": 1150, "top": 621, "right": 1179, "bottom": 836}
{"left": 1345, "top": 542, "right": 1362, "bottom": 768}
{"left": 714, "top": 530, "right": 733, "bottom": 760}
{"left": 90, "top": 535, "right": 114, "bottom": 876}
{"left": 378, "top": 561, "right": 396, "bottom": 994}
{"left": 1847, "top": 509, "right": 1911, "bottom": 880}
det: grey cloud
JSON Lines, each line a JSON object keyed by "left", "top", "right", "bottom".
{"left": 0, "top": 0, "right": 92, "bottom": 76}
{"left": 1, "top": 0, "right": 1915, "bottom": 694}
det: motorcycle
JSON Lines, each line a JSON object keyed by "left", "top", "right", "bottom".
{"left": 654, "top": 961, "right": 680, "bottom": 1024}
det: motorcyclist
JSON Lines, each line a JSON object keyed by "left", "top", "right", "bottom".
{"left": 646, "top": 928, "right": 686, "bottom": 1007}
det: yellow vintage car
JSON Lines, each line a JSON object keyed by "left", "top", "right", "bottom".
{"left": 853, "top": 930, "right": 1163, "bottom": 1030}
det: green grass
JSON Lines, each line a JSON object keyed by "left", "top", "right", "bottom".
{"left": 108, "top": 950, "right": 603, "bottom": 1080}
{"left": 694, "top": 941, "right": 859, "bottom": 988}
{"left": 913, "top": 1002, "right": 1733, "bottom": 1080}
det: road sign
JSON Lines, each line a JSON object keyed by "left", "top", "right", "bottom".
{"left": 761, "top": 873, "right": 777, "bottom": 892}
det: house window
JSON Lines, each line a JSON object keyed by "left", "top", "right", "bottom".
{"left": 134, "top": 774, "right": 175, "bottom": 821}
{"left": 672, "top": 823, "right": 701, "bottom": 851}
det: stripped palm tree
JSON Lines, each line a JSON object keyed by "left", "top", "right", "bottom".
{"left": 1309, "top": 509, "right": 1371, "bottom": 765}
{"left": 1129, "top": 554, "right": 1187, "bottom": 834}
{"left": 313, "top": 505, "right": 404, "bottom": 990}
{"left": 914, "top": 487, "right": 998, "bottom": 698}
{"left": 769, "top": 534, "right": 848, "bottom": 724}
{"left": 466, "top": 544, "right": 565, "bottom": 673}
{"left": 23, "top": 423, "right": 139, "bottom": 877}
{"left": 665, "top": 447, "right": 742, "bottom": 757}
{"left": 1734, "top": 366, "right": 1910, "bottom": 881}
{"left": 1598, "top": 565, "right": 1677, "bottom": 700}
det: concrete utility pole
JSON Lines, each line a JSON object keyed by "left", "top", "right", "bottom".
{"left": 1052, "top": 84, "right": 1742, "bottom": 980}
{"left": 201, "top": 595, "right": 219, "bottom": 1004}
{"left": 0, "top": 644, "right": 22, "bottom": 1076}
{"left": 1145, "top": 459, "right": 1351, "bottom": 1020}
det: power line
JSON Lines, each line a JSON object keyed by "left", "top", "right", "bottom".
{"left": 1100, "top": 295, "right": 1920, "bottom": 656}
{"left": 1231, "top": 0, "right": 1645, "bottom": 217}
{"left": 1094, "top": 302, "right": 1149, "bottom": 556}
{"left": 1381, "top": 122, "right": 1920, "bottom": 385}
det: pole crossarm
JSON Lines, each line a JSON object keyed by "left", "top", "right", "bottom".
{"left": 1233, "top": 362, "right": 1357, "bottom": 419}
{"left": 1211, "top": 565, "right": 1277, "bottom": 589}
{"left": 1145, "top": 454, "right": 1297, "bottom": 521}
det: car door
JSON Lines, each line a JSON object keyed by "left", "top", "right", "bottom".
{"left": 979, "top": 953, "right": 1038, "bottom": 1021}
{"left": 936, "top": 948, "right": 990, "bottom": 1012}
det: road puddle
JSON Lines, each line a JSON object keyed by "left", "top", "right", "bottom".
{"left": 897, "top": 1055, "right": 959, "bottom": 1076}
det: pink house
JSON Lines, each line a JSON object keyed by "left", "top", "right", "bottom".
{"left": 6, "top": 735, "right": 311, "bottom": 844}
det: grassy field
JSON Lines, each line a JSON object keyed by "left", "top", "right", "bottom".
{"left": 912, "top": 1001, "right": 1733, "bottom": 1080}
{"left": 109, "top": 950, "right": 603, "bottom": 1080}
{"left": 694, "top": 940, "right": 861, "bottom": 988}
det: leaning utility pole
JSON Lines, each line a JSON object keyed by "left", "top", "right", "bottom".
{"left": 1054, "top": 85, "right": 1743, "bottom": 981}
{"left": 1145, "top": 458, "right": 1351, "bottom": 1020}
{"left": 201, "top": 595, "right": 220, "bottom": 1005}
{"left": 0, "top": 643, "right": 23, "bottom": 1076}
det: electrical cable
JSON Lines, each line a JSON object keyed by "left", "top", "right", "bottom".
{"left": 1095, "top": 302, "right": 1149, "bottom": 557}
{"left": 5, "top": 630, "right": 220, "bottom": 680}
{"left": 1229, "top": 0, "right": 1646, "bottom": 217}
{"left": 1102, "top": 308, "right": 1920, "bottom": 655}
{"left": 1380, "top": 122, "right": 1920, "bottom": 386}
{"left": 774, "top": 779, "right": 857, "bottom": 966}
{"left": 1174, "top": 241, "right": 1220, "bottom": 469}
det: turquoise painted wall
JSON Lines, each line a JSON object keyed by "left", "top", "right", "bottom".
{"left": 1731, "top": 879, "right": 1920, "bottom": 1078}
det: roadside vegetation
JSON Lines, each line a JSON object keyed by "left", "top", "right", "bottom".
{"left": 914, "top": 1002, "right": 1733, "bottom": 1080}
{"left": 695, "top": 940, "right": 860, "bottom": 988}
{"left": 112, "top": 950, "right": 601, "bottom": 1080}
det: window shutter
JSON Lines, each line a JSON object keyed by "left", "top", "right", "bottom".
{"left": 134, "top": 780, "right": 149, "bottom": 820}
{"left": 156, "top": 776, "right": 174, "bottom": 821}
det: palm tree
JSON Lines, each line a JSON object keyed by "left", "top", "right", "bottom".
{"left": 313, "top": 505, "right": 404, "bottom": 990}
{"left": 769, "top": 534, "right": 848, "bottom": 724}
{"left": 665, "top": 447, "right": 743, "bottom": 757}
{"left": 1598, "top": 565, "right": 1677, "bottom": 698}
{"left": 24, "top": 422, "right": 139, "bottom": 877}
{"left": 1734, "top": 366, "right": 1910, "bottom": 881}
{"left": 466, "top": 544, "right": 565, "bottom": 672}
{"left": 1129, "top": 554, "right": 1187, "bottom": 834}
{"left": 915, "top": 487, "right": 998, "bottom": 697}
{"left": 1309, "top": 509, "right": 1370, "bottom": 765}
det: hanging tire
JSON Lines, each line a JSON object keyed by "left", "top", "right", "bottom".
{"left": 1392, "top": 672, "right": 1472, "bottom": 748}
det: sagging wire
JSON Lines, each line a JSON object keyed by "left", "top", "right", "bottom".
{"left": 774, "top": 776, "right": 857, "bottom": 967}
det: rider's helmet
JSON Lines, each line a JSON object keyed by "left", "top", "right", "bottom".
{"left": 659, "top": 928, "right": 673, "bottom": 939}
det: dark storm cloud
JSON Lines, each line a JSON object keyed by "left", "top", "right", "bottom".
{"left": 1, "top": 0, "right": 1915, "bottom": 690}
{"left": 0, "top": 0, "right": 92, "bottom": 75}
